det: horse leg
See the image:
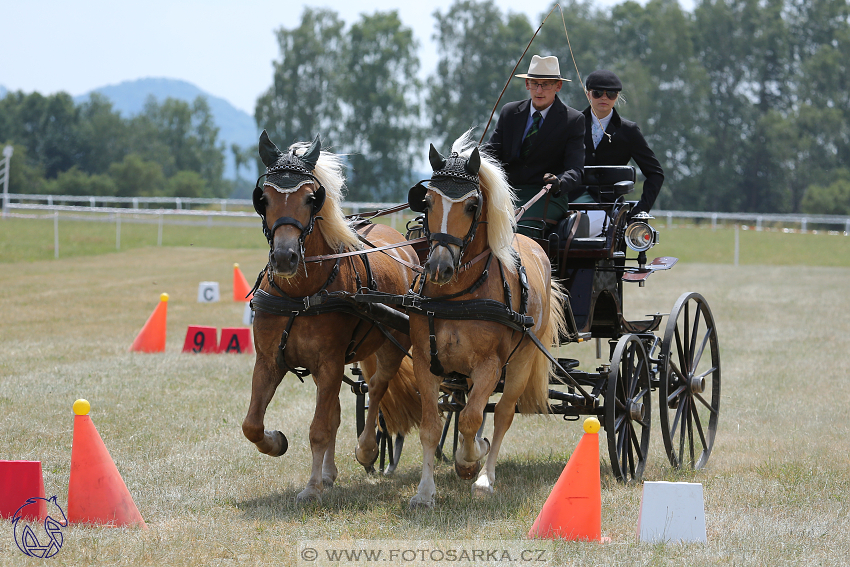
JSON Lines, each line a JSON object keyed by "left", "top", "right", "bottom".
{"left": 242, "top": 359, "right": 288, "bottom": 457}
{"left": 355, "top": 346, "right": 406, "bottom": 470}
{"left": 454, "top": 359, "right": 501, "bottom": 479}
{"left": 296, "top": 362, "right": 344, "bottom": 504}
{"left": 409, "top": 355, "right": 441, "bottom": 509}
{"left": 471, "top": 373, "right": 523, "bottom": 496}
{"left": 322, "top": 394, "right": 341, "bottom": 488}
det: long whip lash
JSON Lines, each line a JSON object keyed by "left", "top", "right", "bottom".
{"left": 479, "top": 3, "right": 585, "bottom": 145}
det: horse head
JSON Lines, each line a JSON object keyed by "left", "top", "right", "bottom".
{"left": 255, "top": 130, "right": 327, "bottom": 277}
{"left": 409, "top": 142, "right": 484, "bottom": 285}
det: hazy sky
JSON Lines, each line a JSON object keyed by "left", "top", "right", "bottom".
{"left": 2, "top": 0, "right": 693, "bottom": 115}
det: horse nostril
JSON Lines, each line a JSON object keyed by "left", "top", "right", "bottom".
{"left": 273, "top": 248, "right": 299, "bottom": 271}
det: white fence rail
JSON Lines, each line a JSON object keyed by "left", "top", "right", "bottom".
{"left": 3, "top": 192, "right": 849, "bottom": 232}
{"left": 1, "top": 193, "right": 847, "bottom": 259}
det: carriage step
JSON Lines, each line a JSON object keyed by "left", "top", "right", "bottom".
{"left": 556, "top": 358, "right": 580, "bottom": 370}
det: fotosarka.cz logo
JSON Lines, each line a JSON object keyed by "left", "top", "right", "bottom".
{"left": 11, "top": 496, "right": 67, "bottom": 559}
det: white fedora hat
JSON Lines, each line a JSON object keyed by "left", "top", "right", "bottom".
{"left": 515, "top": 54, "right": 570, "bottom": 81}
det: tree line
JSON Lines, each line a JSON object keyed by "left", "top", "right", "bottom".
{"left": 0, "top": 92, "right": 228, "bottom": 199}
{"left": 3, "top": 0, "right": 850, "bottom": 214}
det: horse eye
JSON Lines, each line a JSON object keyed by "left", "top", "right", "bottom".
{"left": 465, "top": 200, "right": 478, "bottom": 214}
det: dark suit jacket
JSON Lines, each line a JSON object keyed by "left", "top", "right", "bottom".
{"left": 485, "top": 96, "right": 585, "bottom": 195}
{"left": 583, "top": 107, "right": 664, "bottom": 213}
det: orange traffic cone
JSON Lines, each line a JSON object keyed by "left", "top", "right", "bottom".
{"left": 233, "top": 263, "right": 253, "bottom": 302}
{"left": 67, "top": 399, "right": 146, "bottom": 529}
{"left": 130, "top": 293, "right": 168, "bottom": 353}
{"left": 528, "top": 417, "right": 604, "bottom": 542}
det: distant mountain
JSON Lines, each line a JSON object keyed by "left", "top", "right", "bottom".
{"left": 74, "top": 78, "right": 258, "bottom": 180}
{"left": 0, "top": 85, "right": 7, "bottom": 99}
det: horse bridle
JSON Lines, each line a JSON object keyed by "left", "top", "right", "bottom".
{"left": 253, "top": 170, "right": 326, "bottom": 246}
{"left": 408, "top": 180, "right": 485, "bottom": 275}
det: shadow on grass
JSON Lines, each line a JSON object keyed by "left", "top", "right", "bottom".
{"left": 235, "top": 456, "right": 595, "bottom": 522}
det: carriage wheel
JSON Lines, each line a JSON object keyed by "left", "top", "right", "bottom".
{"left": 604, "top": 334, "right": 651, "bottom": 482}
{"left": 659, "top": 292, "right": 721, "bottom": 470}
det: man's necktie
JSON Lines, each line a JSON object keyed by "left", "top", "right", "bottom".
{"left": 521, "top": 111, "right": 541, "bottom": 159}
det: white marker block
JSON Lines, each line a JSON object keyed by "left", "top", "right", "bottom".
{"left": 197, "top": 282, "right": 220, "bottom": 303}
{"left": 637, "top": 481, "right": 707, "bottom": 543}
{"left": 243, "top": 302, "right": 255, "bottom": 326}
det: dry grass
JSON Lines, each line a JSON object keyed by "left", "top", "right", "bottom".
{"left": 1, "top": 246, "right": 849, "bottom": 566}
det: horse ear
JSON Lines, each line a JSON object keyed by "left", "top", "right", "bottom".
{"left": 466, "top": 147, "right": 481, "bottom": 175}
{"left": 429, "top": 144, "right": 446, "bottom": 172}
{"left": 301, "top": 134, "right": 321, "bottom": 169}
{"left": 258, "top": 130, "right": 282, "bottom": 167}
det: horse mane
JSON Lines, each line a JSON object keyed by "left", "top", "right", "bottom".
{"left": 288, "top": 141, "right": 362, "bottom": 251}
{"left": 450, "top": 130, "right": 519, "bottom": 272}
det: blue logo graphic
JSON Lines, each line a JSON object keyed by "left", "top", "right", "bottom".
{"left": 11, "top": 496, "right": 67, "bottom": 558}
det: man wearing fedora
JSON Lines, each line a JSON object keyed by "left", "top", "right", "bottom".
{"left": 485, "top": 54, "right": 585, "bottom": 235}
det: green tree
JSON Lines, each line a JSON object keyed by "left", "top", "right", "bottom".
{"left": 255, "top": 9, "right": 347, "bottom": 150}
{"left": 166, "top": 170, "right": 207, "bottom": 198}
{"left": 132, "top": 96, "right": 225, "bottom": 194}
{"left": 340, "top": 11, "right": 424, "bottom": 201}
{"left": 800, "top": 169, "right": 850, "bottom": 215}
{"left": 1, "top": 142, "right": 46, "bottom": 194}
{"left": 428, "top": 0, "right": 534, "bottom": 148}
{"left": 108, "top": 154, "right": 165, "bottom": 197}
{"left": 42, "top": 166, "right": 116, "bottom": 196}
{"left": 76, "top": 93, "right": 130, "bottom": 175}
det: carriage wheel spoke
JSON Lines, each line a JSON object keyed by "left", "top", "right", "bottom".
{"left": 688, "top": 304, "right": 702, "bottom": 371}
{"left": 687, "top": 399, "right": 695, "bottom": 467}
{"left": 674, "top": 326, "right": 688, "bottom": 375}
{"left": 690, "top": 400, "right": 708, "bottom": 451}
{"left": 615, "top": 413, "right": 625, "bottom": 432}
{"left": 691, "top": 326, "right": 712, "bottom": 372}
{"left": 670, "top": 395, "right": 685, "bottom": 440}
{"left": 626, "top": 427, "right": 638, "bottom": 478}
{"left": 694, "top": 392, "right": 718, "bottom": 414}
{"left": 667, "top": 384, "right": 687, "bottom": 406}
{"left": 678, "top": 398, "right": 688, "bottom": 466}
{"left": 629, "top": 357, "right": 645, "bottom": 398}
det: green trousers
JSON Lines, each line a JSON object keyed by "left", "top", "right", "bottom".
{"left": 514, "top": 183, "right": 574, "bottom": 238}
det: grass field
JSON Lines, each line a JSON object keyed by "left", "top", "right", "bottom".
{"left": 1, "top": 224, "right": 849, "bottom": 565}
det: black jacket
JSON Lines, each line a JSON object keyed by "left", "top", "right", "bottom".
{"left": 485, "top": 96, "right": 585, "bottom": 194}
{"left": 582, "top": 106, "right": 663, "bottom": 213}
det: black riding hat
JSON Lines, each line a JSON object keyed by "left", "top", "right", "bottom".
{"left": 258, "top": 130, "right": 321, "bottom": 193}
{"left": 427, "top": 144, "right": 481, "bottom": 201}
{"left": 585, "top": 70, "right": 623, "bottom": 92}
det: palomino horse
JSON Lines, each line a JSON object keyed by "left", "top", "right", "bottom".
{"left": 242, "top": 131, "right": 420, "bottom": 503}
{"left": 406, "top": 131, "right": 566, "bottom": 508}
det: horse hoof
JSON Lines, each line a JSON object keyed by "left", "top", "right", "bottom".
{"left": 409, "top": 495, "right": 435, "bottom": 509}
{"left": 322, "top": 477, "right": 335, "bottom": 489}
{"left": 295, "top": 488, "right": 322, "bottom": 505}
{"left": 267, "top": 430, "right": 288, "bottom": 457}
{"left": 355, "top": 445, "right": 378, "bottom": 471}
{"left": 471, "top": 481, "right": 494, "bottom": 498}
{"left": 454, "top": 460, "right": 481, "bottom": 480}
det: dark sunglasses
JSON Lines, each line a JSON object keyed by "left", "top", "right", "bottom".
{"left": 590, "top": 90, "right": 619, "bottom": 100}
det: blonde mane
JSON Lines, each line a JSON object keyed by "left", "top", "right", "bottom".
{"left": 289, "top": 142, "right": 362, "bottom": 251}
{"left": 450, "top": 130, "right": 519, "bottom": 272}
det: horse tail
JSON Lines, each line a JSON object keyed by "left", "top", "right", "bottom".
{"left": 379, "top": 354, "right": 421, "bottom": 436}
{"left": 518, "top": 276, "right": 568, "bottom": 415}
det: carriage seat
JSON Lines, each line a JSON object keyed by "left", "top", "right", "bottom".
{"left": 580, "top": 165, "right": 636, "bottom": 203}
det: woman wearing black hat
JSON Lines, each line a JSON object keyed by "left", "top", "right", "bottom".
{"left": 580, "top": 69, "right": 664, "bottom": 216}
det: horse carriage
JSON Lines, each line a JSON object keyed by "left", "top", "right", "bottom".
{"left": 243, "top": 130, "right": 720, "bottom": 507}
